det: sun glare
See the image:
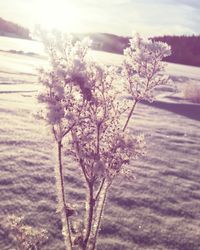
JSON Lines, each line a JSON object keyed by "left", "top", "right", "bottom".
{"left": 35, "top": 0, "right": 81, "bottom": 32}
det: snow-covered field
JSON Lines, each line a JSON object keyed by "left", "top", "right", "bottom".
{"left": 0, "top": 36, "right": 200, "bottom": 250}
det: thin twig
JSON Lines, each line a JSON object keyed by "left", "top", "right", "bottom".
{"left": 95, "top": 178, "right": 105, "bottom": 201}
{"left": 91, "top": 182, "right": 108, "bottom": 250}
{"left": 56, "top": 141, "right": 73, "bottom": 250}
{"left": 52, "top": 126, "right": 57, "bottom": 141}
{"left": 83, "top": 182, "right": 95, "bottom": 250}
{"left": 62, "top": 122, "right": 76, "bottom": 137}
{"left": 96, "top": 122, "right": 101, "bottom": 156}
{"left": 122, "top": 99, "right": 137, "bottom": 132}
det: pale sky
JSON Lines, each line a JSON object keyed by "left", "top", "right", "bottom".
{"left": 0, "top": 0, "right": 200, "bottom": 37}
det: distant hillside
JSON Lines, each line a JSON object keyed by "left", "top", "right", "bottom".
{"left": 0, "top": 17, "right": 199, "bottom": 67}
{"left": 73, "top": 33, "right": 127, "bottom": 54}
{"left": 0, "top": 17, "right": 30, "bottom": 39}
{"left": 74, "top": 33, "right": 200, "bottom": 67}
{"left": 86, "top": 33, "right": 128, "bottom": 54}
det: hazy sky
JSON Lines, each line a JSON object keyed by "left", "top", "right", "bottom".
{"left": 0, "top": 0, "right": 200, "bottom": 37}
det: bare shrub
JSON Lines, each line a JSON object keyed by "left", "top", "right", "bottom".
{"left": 4, "top": 215, "right": 48, "bottom": 250}
{"left": 184, "top": 83, "right": 200, "bottom": 103}
{"left": 35, "top": 31, "right": 171, "bottom": 250}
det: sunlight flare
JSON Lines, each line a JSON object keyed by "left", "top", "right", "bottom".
{"left": 34, "top": 0, "right": 81, "bottom": 32}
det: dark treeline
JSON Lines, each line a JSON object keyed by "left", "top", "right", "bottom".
{"left": 0, "top": 17, "right": 30, "bottom": 39}
{"left": 152, "top": 35, "right": 200, "bottom": 67}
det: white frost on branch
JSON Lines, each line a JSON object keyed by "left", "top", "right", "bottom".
{"left": 122, "top": 34, "right": 171, "bottom": 102}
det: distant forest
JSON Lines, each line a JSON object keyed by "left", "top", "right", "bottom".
{"left": 0, "top": 16, "right": 199, "bottom": 67}
{"left": 152, "top": 36, "right": 200, "bottom": 67}
{"left": 0, "top": 17, "right": 30, "bottom": 39}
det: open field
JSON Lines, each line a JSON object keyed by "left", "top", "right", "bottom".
{"left": 0, "top": 40, "right": 200, "bottom": 249}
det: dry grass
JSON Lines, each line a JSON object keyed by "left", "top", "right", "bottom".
{"left": 184, "top": 83, "right": 200, "bottom": 103}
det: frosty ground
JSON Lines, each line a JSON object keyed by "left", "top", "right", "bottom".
{"left": 0, "top": 49, "right": 200, "bottom": 250}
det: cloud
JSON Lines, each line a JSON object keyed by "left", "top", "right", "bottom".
{"left": 167, "top": 0, "right": 200, "bottom": 8}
